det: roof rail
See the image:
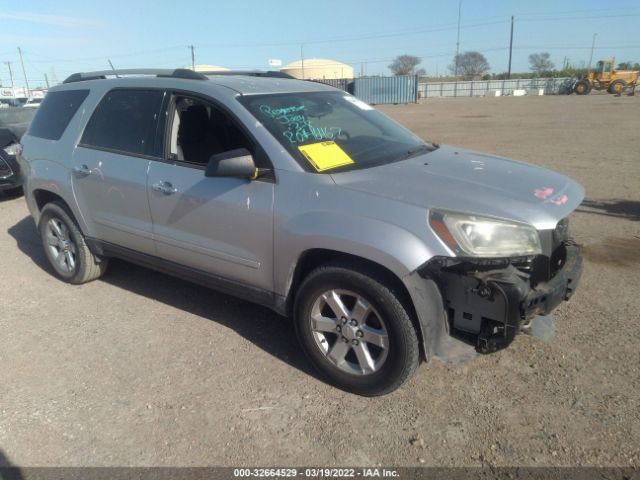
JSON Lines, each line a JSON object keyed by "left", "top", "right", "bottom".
{"left": 199, "top": 70, "right": 295, "bottom": 79}
{"left": 62, "top": 68, "right": 208, "bottom": 84}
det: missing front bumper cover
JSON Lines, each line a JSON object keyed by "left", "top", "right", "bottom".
{"left": 437, "top": 245, "right": 583, "bottom": 353}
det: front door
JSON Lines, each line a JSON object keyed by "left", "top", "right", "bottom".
{"left": 147, "top": 94, "right": 274, "bottom": 291}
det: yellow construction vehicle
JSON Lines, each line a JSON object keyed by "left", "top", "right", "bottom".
{"left": 574, "top": 59, "right": 638, "bottom": 95}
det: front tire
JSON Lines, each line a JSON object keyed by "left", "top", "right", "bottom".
{"left": 294, "top": 264, "right": 420, "bottom": 396}
{"left": 608, "top": 80, "right": 626, "bottom": 94}
{"left": 574, "top": 80, "right": 591, "bottom": 95}
{"left": 38, "top": 201, "right": 108, "bottom": 284}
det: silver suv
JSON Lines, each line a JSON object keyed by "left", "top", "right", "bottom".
{"left": 19, "top": 69, "right": 584, "bottom": 396}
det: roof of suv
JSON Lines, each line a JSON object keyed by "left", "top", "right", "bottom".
{"left": 59, "top": 68, "right": 338, "bottom": 96}
{"left": 205, "top": 74, "right": 337, "bottom": 95}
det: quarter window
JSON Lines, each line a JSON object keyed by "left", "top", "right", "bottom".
{"left": 28, "top": 89, "right": 89, "bottom": 140}
{"left": 81, "top": 89, "right": 164, "bottom": 157}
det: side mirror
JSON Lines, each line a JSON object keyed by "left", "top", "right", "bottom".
{"left": 205, "top": 148, "right": 257, "bottom": 179}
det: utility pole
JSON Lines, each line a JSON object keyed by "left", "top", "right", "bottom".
{"left": 17, "top": 47, "right": 30, "bottom": 97}
{"left": 587, "top": 33, "right": 597, "bottom": 70}
{"left": 454, "top": 0, "right": 462, "bottom": 76}
{"left": 300, "top": 44, "right": 305, "bottom": 79}
{"left": 507, "top": 16, "right": 514, "bottom": 79}
{"left": 44, "top": 73, "right": 50, "bottom": 88}
{"left": 189, "top": 45, "right": 195, "bottom": 70}
{"left": 5, "top": 62, "right": 14, "bottom": 89}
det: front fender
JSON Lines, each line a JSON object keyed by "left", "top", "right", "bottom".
{"left": 274, "top": 210, "right": 433, "bottom": 295}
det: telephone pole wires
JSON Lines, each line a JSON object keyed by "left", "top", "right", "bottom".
{"left": 507, "top": 16, "right": 514, "bottom": 79}
{"left": 587, "top": 33, "right": 597, "bottom": 70}
{"left": 454, "top": 0, "right": 462, "bottom": 76}
{"left": 5, "top": 62, "right": 14, "bottom": 89}
{"left": 18, "top": 47, "right": 30, "bottom": 97}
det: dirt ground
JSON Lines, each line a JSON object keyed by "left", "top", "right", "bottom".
{"left": 1, "top": 94, "right": 638, "bottom": 468}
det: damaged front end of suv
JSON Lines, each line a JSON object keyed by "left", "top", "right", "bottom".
{"left": 410, "top": 211, "right": 583, "bottom": 359}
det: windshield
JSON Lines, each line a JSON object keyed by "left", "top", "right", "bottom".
{"left": 239, "top": 91, "right": 433, "bottom": 173}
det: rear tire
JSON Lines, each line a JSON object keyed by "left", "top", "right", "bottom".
{"left": 574, "top": 80, "right": 591, "bottom": 95}
{"left": 38, "top": 201, "right": 108, "bottom": 284}
{"left": 294, "top": 263, "right": 420, "bottom": 396}
{"left": 608, "top": 80, "right": 626, "bottom": 94}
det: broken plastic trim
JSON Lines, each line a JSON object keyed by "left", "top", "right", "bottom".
{"left": 417, "top": 244, "right": 583, "bottom": 354}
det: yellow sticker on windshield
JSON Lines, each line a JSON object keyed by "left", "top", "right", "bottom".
{"left": 298, "top": 141, "right": 355, "bottom": 172}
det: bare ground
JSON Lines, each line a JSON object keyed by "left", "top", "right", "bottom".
{"left": 1, "top": 94, "right": 638, "bottom": 467}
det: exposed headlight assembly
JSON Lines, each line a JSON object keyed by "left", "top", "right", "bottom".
{"left": 429, "top": 210, "right": 542, "bottom": 257}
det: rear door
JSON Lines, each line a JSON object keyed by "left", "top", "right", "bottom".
{"left": 72, "top": 88, "right": 165, "bottom": 254}
{"left": 146, "top": 93, "right": 275, "bottom": 291}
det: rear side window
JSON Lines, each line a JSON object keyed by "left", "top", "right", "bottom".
{"left": 80, "top": 89, "right": 164, "bottom": 157}
{"left": 28, "top": 90, "right": 89, "bottom": 140}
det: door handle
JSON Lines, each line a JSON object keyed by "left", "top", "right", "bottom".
{"left": 72, "top": 165, "right": 92, "bottom": 177}
{"left": 152, "top": 181, "right": 178, "bottom": 195}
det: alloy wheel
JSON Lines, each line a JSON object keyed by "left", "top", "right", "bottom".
{"left": 45, "top": 217, "right": 77, "bottom": 273}
{"left": 309, "top": 289, "right": 389, "bottom": 375}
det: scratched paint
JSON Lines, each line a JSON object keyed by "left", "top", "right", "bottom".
{"left": 106, "top": 185, "right": 125, "bottom": 199}
{"left": 42, "top": 182, "right": 60, "bottom": 193}
{"left": 533, "top": 187, "right": 554, "bottom": 199}
{"left": 551, "top": 194, "right": 569, "bottom": 206}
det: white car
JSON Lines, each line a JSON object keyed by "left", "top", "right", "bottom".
{"left": 23, "top": 98, "right": 43, "bottom": 108}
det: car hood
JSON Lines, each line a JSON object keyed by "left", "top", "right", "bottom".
{"left": 330, "top": 145, "right": 584, "bottom": 230}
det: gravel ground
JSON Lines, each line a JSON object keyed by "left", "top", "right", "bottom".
{"left": 1, "top": 94, "right": 638, "bottom": 468}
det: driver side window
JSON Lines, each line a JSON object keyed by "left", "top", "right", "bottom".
{"left": 169, "top": 96, "right": 254, "bottom": 167}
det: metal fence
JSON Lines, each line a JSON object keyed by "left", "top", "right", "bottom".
{"left": 310, "top": 78, "right": 353, "bottom": 92}
{"left": 309, "top": 75, "right": 419, "bottom": 104}
{"left": 419, "top": 77, "right": 572, "bottom": 98}
{"left": 354, "top": 75, "right": 418, "bottom": 104}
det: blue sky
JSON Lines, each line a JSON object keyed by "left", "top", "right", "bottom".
{"left": 1, "top": 0, "right": 639, "bottom": 88}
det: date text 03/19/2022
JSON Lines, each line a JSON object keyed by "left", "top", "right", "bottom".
{"left": 232, "top": 467, "right": 400, "bottom": 478}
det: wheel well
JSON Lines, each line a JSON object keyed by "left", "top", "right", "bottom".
{"left": 33, "top": 189, "right": 65, "bottom": 213}
{"left": 286, "top": 249, "right": 418, "bottom": 327}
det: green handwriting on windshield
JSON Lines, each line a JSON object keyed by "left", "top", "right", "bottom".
{"left": 259, "top": 104, "right": 341, "bottom": 144}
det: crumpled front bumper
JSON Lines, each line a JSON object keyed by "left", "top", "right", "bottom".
{"left": 404, "top": 244, "right": 583, "bottom": 361}
{"left": 522, "top": 245, "right": 582, "bottom": 318}
{"left": 439, "top": 245, "right": 583, "bottom": 353}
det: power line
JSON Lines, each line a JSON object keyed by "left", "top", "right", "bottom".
{"left": 516, "top": 6, "right": 640, "bottom": 17}
{"left": 507, "top": 16, "right": 514, "bottom": 79}
{"left": 454, "top": 0, "right": 462, "bottom": 76}
{"left": 519, "top": 12, "right": 640, "bottom": 22}
{"left": 13, "top": 10, "right": 640, "bottom": 70}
